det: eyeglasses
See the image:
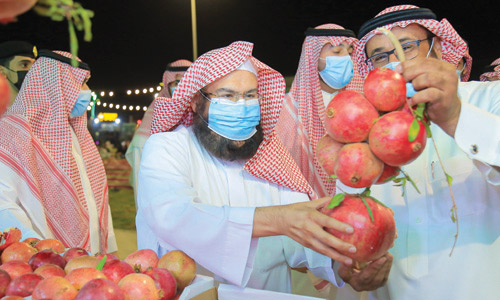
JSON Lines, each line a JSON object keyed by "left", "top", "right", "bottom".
{"left": 200, "top": 89, "right": 262, "bottom": 103}
{"left": 365, "top": 39, "right": 430, "bottom": 68}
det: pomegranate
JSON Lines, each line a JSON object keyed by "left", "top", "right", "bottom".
{"left": 63, "top": 247, "right": 89, "bottom": 263}
{"left": 1, "top": 296, "right": 24, "bottom": 300}
{"left": 322, "top": 194, "right": 396, "bottom": 262}
{"left": 124, "top": 249, "right": 159, "bottom": 273}
{"left": 1, "top": 242, "right": 37, "bottom": 264}
{"left": 22, "top": 237, "right": 40, "bottom": 248}
{"left": 118, "top": 273, "right": 160, "bottom": 300}
{"left": 29, "top": 249, "right": 66, "bottom": 270}
{"left": 32, "top": 276, "right": 78, "bottom": 300}
{"left": 0, "top": 74, "right": 10, "bottom": 115}
{"left": 95, "top": 253, "right": 120, "bottom": 262}
{"left": 101, "top": 259, "right": 135, "bottom": 284}
{"left": 375, "top": 164, "right": 401, "bottom": 184}
{"left": 334, "top": 143, "right": 384, "bottom": 188}
{"left": 324, "top": 90, "right": 379, "bottom": 143}
{"left": 369, "top": 111, "right": 427, "bottom": 166}
{"left": 65, "top": 267, "right": 107, "bottom": 290}
{"left": 315, "top": 134, "right": 344, "bottom": 176}
{"left": 34, "top": 263, "right": 66, "bottom": 279}
{"left": 5, "top": 273, "right": 43, "bottom": 297}
{"left": 0, "top": 228, "right": 22, "bottom": 251}
{"left": 0, "top": 261, "right": 32, "bottom": 279}
{"left": 64, "top": 255, "right": 100, "bottom": 274}
{"left": 35, "top": 238, "right": 66, "bottom": 254}
{"left": 364, "top": 67, "right": 406, "bottom": 111}
{"left": 0, "top": 268, "right": 11, "bottom": 298}
{"left": 158, "top": 250, "right": 196, "bottom": 291}
{"left": 144, "top": 268, "right": 177, "bottom": 300}
{"left": 75, "top": 278, "right": 125, "bottom": 300}
{"left": 0, "top": 0, "right": 37, "bottom": 22}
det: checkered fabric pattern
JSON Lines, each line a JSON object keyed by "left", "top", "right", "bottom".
{"left": 0, "top": 51, "right": 109, "bottom": 252}
{"left": 135, "top": 59, "right": 192, "bottom": 138}
{"left": 274, "top": 24, "right": 362, "bottom": 198}
{"left": 353, "top": 5, "right": 469, "bottom": 79}
{"left": 151, "top": 41, "right": 315, "bottom": 198}
{"left": 480, "top": 57, "right": 500, "bottom": 81}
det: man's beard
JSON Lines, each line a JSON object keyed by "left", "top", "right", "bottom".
{"left": 192, "top": 113, "right": 264, "bottom": 162}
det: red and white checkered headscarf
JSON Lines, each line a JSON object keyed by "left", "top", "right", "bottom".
{"left": 0, "top": 51, "right": 109, "bottom": 252}
{"left": 151, "top": 41, "right": 315, "bottom": 198}
{"left": 135, "top": 59, "right": 192, "bottom": 138}
{"left": 274, "top": 24, "right": 361, "bottom": 198}
{"left": 480, "top": 57, "right": 500, "bottom": 81}
{"left": 354, "top": 5, "right": 469, "bottom": 78}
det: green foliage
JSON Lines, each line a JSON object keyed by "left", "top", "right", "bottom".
{"left": 96, "top": 255, "right": 107, "bottom": 270}
{"left": 328, "top": 193, "right": 345, "bottom": 209}
{"left": 408, "top": 118, "right": 420, "bottom": 142}
{"left": 34, "top": 0, "right": 94, "bottom": 67}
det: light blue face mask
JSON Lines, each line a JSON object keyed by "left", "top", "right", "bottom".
{"left": 383, "top": 38, "right": 435, "bottom": 98}
{"left": 319, "top": 55, "right": 354, "bottom": 89}
{"left": 170, "top": 87, "right": 176, "bottom": 97}
{"left": 70, "top": 89, "right": 92, "bottom": 118}
{"left": 205, "top": 98, "right": 261, "bottom": 141}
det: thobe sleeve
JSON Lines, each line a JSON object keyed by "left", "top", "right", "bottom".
{"left": 124, "top": 134, "right": 147, "bottom": 203}
{"left": 455, "top": 82, "right": 500, "bottom": 185}
{"left": 106, "top": 205, "right": 118, "bottom": 253}
{"left": 137, "top": 133, "right": 257, "bottom": 287}
{"left": 281, "top": 236, "right": 343, "bottom": 288}
{"left": 0, "top": 162, "right": 43, "bottom": 239}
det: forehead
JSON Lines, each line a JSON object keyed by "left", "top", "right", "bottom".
{"left": 205, "top": 70, "right": 258, "bottom": 92}
{"left": 365, "top": 24, "right": 429, "bottom": 54}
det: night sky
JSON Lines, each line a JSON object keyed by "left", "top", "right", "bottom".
{"left": 1, "top": 0, "right": 498, "bottom": 117}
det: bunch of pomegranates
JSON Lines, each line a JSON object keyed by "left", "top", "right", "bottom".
{"left": 0, "top": 228, "right": 196, "bottom": 300}
{"left": 316, "top": 67, "right": 429, "bottom": 262}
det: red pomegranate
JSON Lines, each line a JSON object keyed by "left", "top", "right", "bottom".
{"left": 95, "top": 253, "right": 120, "bottom": 262}
{"left": 334, "top": 143, "right": 384, "bottom": 188}
{"left": 1, "top": 296, "right": 24, "bottom": 300}
{"left": 315, "top": 134, "right": 344, "bottom": 176}
{"left": 5, "top": 273, "right": 43, "bottom": 297}
{"left": 0, "top": 0, "right": 37, "bottom": 23}
{"left": 32, "top": 276, "right": 78, "bottom": 300}
{"left": 63, "top": 247, "right": 89, "bottom": 263}
{"left": 144, "top": 268, "right": 177, "bottom": 300}
{"left": 34, "top": 263, "right": 66, "bottom": 279}
{"left": 375, "top": 164, "right": 401, "bottom": 184}
{"left": 0, "top": 71, "right": 10, "bottom": 114}
{"left": 124, "top": 249, "right": 159, "bottom": 273}
{"left": 64, "top": 255, "right": 100, "bottom": 274}
{"left": 65, "top": 267, "right": 107, "bottom": 290}
{"left": 0, "top": 268, "right": 11, "bottom": 298}
{"left": 1, "top": 242, "right": 37, "bottom": 264}
{"left": 0, "top": 228, "right": 22, "bottom": 251}
{"left": 158, "top": 250, "right": 196, "bottom": 291}
{"left": 369, "top": 111, "right": 427, "bottom": 166}
{"left": 29, "top": 249, "right": 66, "bottom": 270}
{"left": 118, "top": 273, "right": 160, "bottom": 300}
{"left": 0, "top": 261, "right": 32, "bottom": 279}
{"left": 324, "top": 91, "right": 379, "bottom": 143}
{"left": 322, "top": 194, "right": 396, "bottom": 262}
{"left": 75, "top": 278, "right": 125, "bottom": 300}
{"left": 101, "top": 259, "right": 135, "bottom": 284}
{"left": 35, "top": 238, "right": 66, "bottom": 254}
{"left": 364, "top": 67, "right": 406, "bottom": 111}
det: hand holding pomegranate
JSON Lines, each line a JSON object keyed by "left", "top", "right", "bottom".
{"left": 399, "top": 57, "right": 462, "bottom": 137}
{"left": 254, "top": 198, "right": 357, "bottom": 265}
{"left": 338, "top": 252, "right": 393, "bottom": 292}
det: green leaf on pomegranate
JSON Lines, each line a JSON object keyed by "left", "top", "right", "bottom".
{"left": 96, "top": 255, "right": 107, "bottom": 271}
{"left": 402, "top": 170, "right": 421, "bottom": 194}
{"left": 408, "top": 118, "right": 420, "bottom": 142}
{"left": 327, "top": 193, "right": 345, "bottom": 209}
{"left": 415, "top": 103, "right": 426, "bottom": 119}
{"left": 360, "top": 196, "right": 375, "bottom": 223}
{"left": 446, "top": 173, "right": 453, "bottom": 186}
{"left": 330, "top": 174, "right": 338, "bottom": 180}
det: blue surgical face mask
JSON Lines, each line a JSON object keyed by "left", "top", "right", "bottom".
{"left": 70, "top": 89, "right": 92, "bottom": 118}
{"left": 204, "top": 98, "right": 261, "bottom": 141}
{"left": 383, "top": 38, "right": 435, "bottom": 98}
{"left": 170, "top": 87, "right": 176, "bottom": 97}
{"left": 319, "top": 55, "right": 354, "bottom": 89}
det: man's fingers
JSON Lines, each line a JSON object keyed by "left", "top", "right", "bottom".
{"left": 306, "top": 236, "right": 354, "bottom": 265}
{"left": 409, "top": 87, "right": 442, "bottom": 107}
{"left": 338, "top": 263, "right": 354, "bottom": 282}
{"left": 316, "top": 211, "right": 354, "bottom": 234}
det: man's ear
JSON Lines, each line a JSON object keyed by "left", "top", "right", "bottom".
{"left": 433, "top": 37, "right": 443, "bottom": 60}
{"left": 190, "top": 93, "right": 199, "bottom": 113}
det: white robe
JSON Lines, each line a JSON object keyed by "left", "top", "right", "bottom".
{"left": 136, "top": 125, "right": 341, "bottom": 293}
{"left": 0, "top": 128, "right": 117, "bottom": 254}
{"left": 338, "top": 80, "right": 500, "bottom": 300}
